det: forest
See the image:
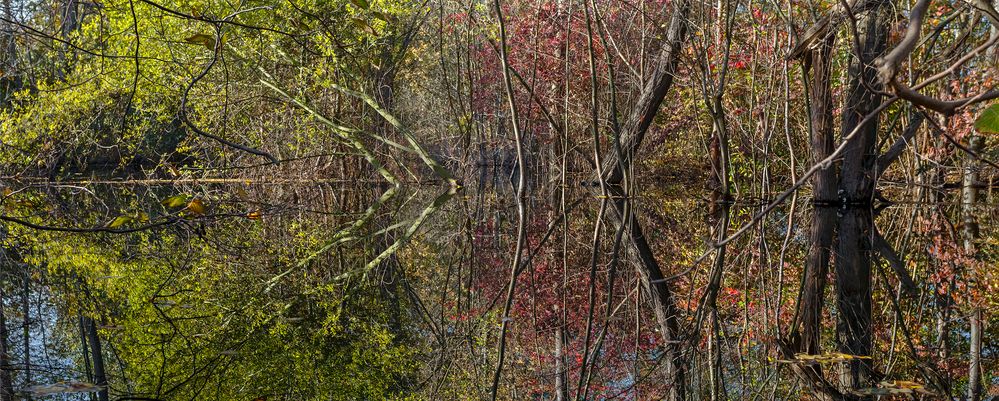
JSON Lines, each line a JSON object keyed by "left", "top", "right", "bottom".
{"left": 0, "top": 0, "right": 997, "bottom": 398}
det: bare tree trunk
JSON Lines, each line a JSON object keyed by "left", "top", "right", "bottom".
{"left": 797, "top": 36, "right": 837, "bottom": 357}
{"left": 21, "top": 271, "right": 30, "bottom": 393}
{"left": 839, "top": 5, "right": 889, "bottom": 204}
{"left": 962, "top": 134, "right": 983, "bottom": 401}
{"left": 834, "top": 208, "right": 874, "bottom": 396}
{"left": 836, "top": 0, "right": 890, "bottom": 395}
{"left": 554, "top": 328, "right": 567, "bottom": 401}
{"left": 968, "top": 308, "right": 982, "bottom": 401}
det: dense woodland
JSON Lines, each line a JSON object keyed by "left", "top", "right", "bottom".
{"left": 0, "top": 0, "right": 997, "bottom": 399}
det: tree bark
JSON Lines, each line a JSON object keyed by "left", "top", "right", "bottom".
{"left": 835, "top": 1, "right": 890, "bottom": 396}
{"left": 554, "top": 328, "right": 567, "bottom": 401}
{"left": 834, "top": 208, "right": 874, "bottom": 396}
{"left": 839, "top": 0, "right": 890, "bottom": 204}
{"left": 0, "top": 279, "right": 14, "bottom": 401}
{"left": 798, "top": 35, "right": 837, "bottom": 356}
{"left": 82, "top": 316, "right": 108, "bottom": 401}
{"left": 605, "top": 186, "right": 685, "bottom": 401}
{"left": 968, "top": 308, "right": 982, "bottom": 401}
{"left": 963, "top": 134, "right": 983, "bottom": 401}
{"left": 599, "top": 0, "right": 691, "bottom": 185}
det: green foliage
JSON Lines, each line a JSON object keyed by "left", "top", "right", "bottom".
{"left": 974, "top": 103, "right": 999, "bottom": 134}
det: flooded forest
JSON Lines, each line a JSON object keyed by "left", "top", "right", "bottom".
{"left": 0, "top": 0, "right": 998, "bottom": 399}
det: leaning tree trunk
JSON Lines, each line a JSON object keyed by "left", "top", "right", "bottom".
{"left": 599, "top": 0, "right": 691, "bottom": 185}
{"left": 582, "top": 1, "right": 694, "bottom": 398}
{"left": 605, "top": 187, "right": 686, "bottom": 401}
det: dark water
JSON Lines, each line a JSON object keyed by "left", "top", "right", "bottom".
{"left": 0, "top": 163, "right": 996, "bottom": 400}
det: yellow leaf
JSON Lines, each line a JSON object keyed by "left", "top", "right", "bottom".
{"left": 186, "top": 198, "right": 206, "bottom": 215}
{"left": 108, "top": 216, "right": 133, "bottom": 228}
{"left": 161, "top": 195, "right": 189, "bottom": 208}
{"left": 246, "top": 210, "right": 262, "bottom": 220}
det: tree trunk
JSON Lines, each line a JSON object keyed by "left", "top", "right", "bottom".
{"left": 82, "top": 316, "right": 108, "bottom": 401}
{"left": 0, "top": 281, "right": 14, "bottom": 401}
{"left": 968, "top": 308, "right": 982, "bottom": 401}
{"left": 21, "top": 271, "right": 30, "bottom": 392}
{"left": 797, "top": 35, "right": 837, "bottom": 357}
{"left": 963, "top": 134, "right": 983, "bottom": 401}
{"left": 839, "top": 0, "right": 890, "bottom": 204}
{"left": 834, "top": 208, "right": 874, "bottom": 396}
{"left": 606, "top": 186, "right": 685, "bottom": 401}
{"left": 600, "top": 0, "right": 691, "bottom": 185}
{"left": 835, "top": 0, "right": 890, "bottom": 396}
{"left": 554, "top": 328, "right": 567, "bottom": 401}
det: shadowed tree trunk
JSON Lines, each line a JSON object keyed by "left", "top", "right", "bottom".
{"left": 606, "top": 186, "right": 685, "bottom": 401}
{"left": 0, "top": 280, "right": 13, "bottom": 401}
{"left": 836, "top": 0, "right": 890, "bottom": 395}
{"left": 82, "top": 316, "right": 108, "bottom": 401}
{"left": 780, "top": 35, "right": 844, "bottom": 401}
{"left": 554, "top": 328, "right": 567, "bottom": 401}
{"left": 834, "top": 207, "right": 874, "bottom": 396}
{"left": 798, "top": 35, "right": 837, "bottom": 357}
{"left": 839, "top": 3, "right": 889, "bottom": 204}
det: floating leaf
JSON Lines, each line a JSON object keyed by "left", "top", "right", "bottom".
{"left": 161, "top": 194, "right": 189, "bottom": 208}
{"left": 186, "top": 198, "right": 206, "bottom": 215}
{"left": 108, "top": 215, "right": 133, "bottom": 229}
{"left": 349, "top": 0, "right": 370, "bottom": 9}
{"left": 974, "top": 103, "right": 999, "bottom": 134}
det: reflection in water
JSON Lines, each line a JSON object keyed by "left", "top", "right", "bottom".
{"left": 1, "top": 169, "right": 996, "bottom": 400}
